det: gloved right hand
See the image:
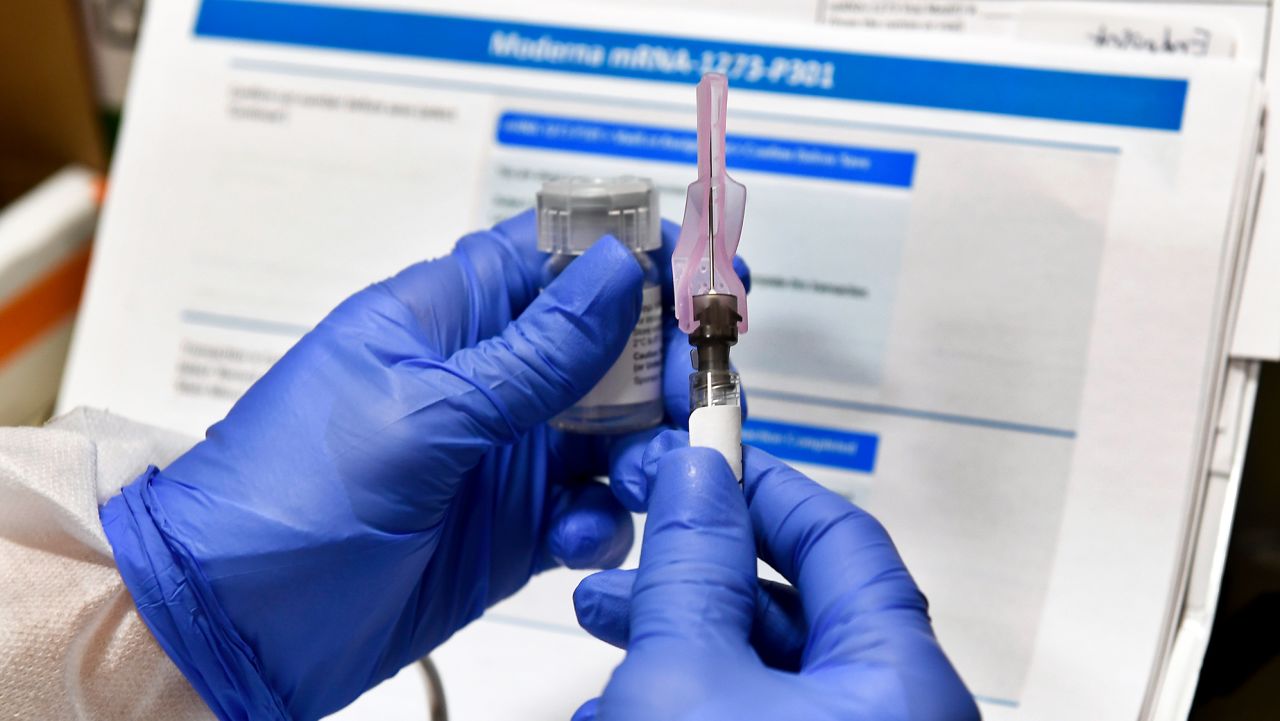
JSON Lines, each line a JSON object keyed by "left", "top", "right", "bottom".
{"left": 572, "top": 438, "right": 981, "bottom": 721}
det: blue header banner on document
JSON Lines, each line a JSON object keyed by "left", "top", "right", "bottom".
{"left": 498, "top": 113, "right": 916, "bottom": 187}
{"left": 196, "top": 0, "right": 1188, "bottom": 131}
{"left": 742, "top": 419, "right": 879, "bottom": 473}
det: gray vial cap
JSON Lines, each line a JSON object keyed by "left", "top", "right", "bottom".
{"left": 537, "top": 176, "right": 661, "bottom": 254}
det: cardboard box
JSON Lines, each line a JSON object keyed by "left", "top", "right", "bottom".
{"left": 0, "top": 0, "right": 105, "bottom": 422}
{"left": 0, "top": 0, "right": 106, "bottom": 205}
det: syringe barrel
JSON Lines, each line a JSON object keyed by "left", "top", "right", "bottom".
{"left": 690, "top": 368, "right": 740, "bottom": 411}
{"left": 688, "top": 368, "right": 742, "bottom": 480}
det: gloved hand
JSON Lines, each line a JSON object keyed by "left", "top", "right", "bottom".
{"left": 98, "top": 211, "right": 736, "bottom": 721}
{"left": 572, "top": 434, "right": 981, "bottom": 721}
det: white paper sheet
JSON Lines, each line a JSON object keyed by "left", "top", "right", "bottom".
{"left": 602, "top": 0, "right": 1280, "bottom": 358}
{"left": 61, "top": 1, "right": 1264, "bottom": 718}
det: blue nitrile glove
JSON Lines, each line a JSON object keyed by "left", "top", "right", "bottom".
{"left": 98, "top": 211, "right": 743, "bottom": 721}
{"left": 572, "top": 436, "right": 981, "bottom": 721}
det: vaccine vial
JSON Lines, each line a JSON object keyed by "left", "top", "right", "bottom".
{"left": 537, "top": 176, "right": 664, "bottom": 434}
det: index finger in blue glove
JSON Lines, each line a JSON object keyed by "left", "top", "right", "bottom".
{"left": 333, "top": 236, "right": 643, "bottom": 533}
{"left": 742, "top": 446, "right": 930, "bottom": 662}
{"left": 443, "top": 234, "right": 643, "bottom": 440}
{"left": 629, "top": 447, "right": 757, "bottom": 650}
{"left": 747, "top": 449, "right": 980, "bottom": 718}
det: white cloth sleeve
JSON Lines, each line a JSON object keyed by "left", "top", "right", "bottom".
{"left": 0, "top": 408, "right": 214, "bottom": 720}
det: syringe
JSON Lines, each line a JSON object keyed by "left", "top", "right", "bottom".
{"left": 672, "top": 73, "right": 748, "bottom": 479}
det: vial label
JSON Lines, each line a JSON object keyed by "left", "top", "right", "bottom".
{"left": 577, "top": 284, "right": 663, "bottom": 408}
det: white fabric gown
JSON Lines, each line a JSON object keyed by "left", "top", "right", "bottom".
{"left": 0, "top": 408, "right": 211, "bottom": 719}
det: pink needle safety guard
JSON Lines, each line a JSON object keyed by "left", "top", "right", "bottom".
{"left": 672, "top": 72, "right": 748, "bottom": 335}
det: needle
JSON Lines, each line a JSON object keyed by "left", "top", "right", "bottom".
{"left": 707, "top": 125, "right": 717, "bottom": 294}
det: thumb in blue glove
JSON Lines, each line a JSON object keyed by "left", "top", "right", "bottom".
{"left": 572, "top": 436, "right": 980, "bottom": 721}
{"left": 101, "top": 222, "right": 646, "bottom": 721}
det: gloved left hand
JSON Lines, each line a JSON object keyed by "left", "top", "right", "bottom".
{"left": 99, "top": 211, "right": 683, "bottom": 721}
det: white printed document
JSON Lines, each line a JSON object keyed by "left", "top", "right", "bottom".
{"left": 608, "top": 0, "right": 1280, "bottom": 362}
{"left": 61, "top": 1, "right": 1266, "bottom": 719}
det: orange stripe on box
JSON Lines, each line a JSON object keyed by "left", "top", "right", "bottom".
{"left": 0, "top": 245, "right": 92, "bottom": 366}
